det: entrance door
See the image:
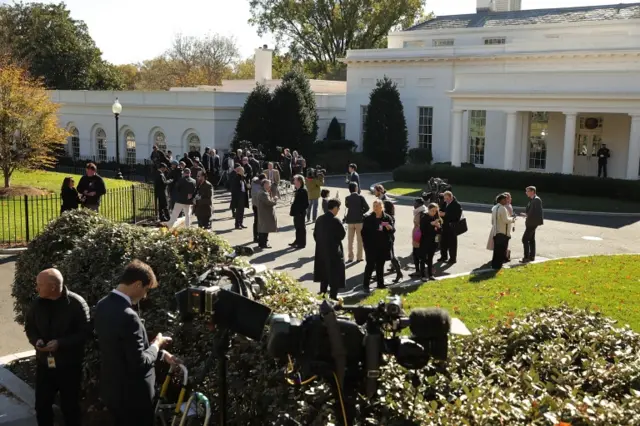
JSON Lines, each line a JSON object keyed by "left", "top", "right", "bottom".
{"left": 574, "top": 133, "right": 602, "bottom": 176}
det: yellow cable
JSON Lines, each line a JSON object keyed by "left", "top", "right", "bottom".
{"left": 285, "top": 354, "right": 317, "bottom": 385}
{"left": 333, "top": 372, "right": 349, "bottom": 426}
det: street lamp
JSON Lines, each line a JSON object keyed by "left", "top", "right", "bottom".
{"left": 112, "top": 98, "right": 124, "bottom": 179}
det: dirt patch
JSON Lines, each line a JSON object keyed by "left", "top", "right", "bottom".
{"left": 0, "top": 186, "right": 50, "bottom": 197}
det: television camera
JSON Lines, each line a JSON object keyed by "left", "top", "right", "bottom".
{"left": 174, "top": 262, "right": 273, "bottom": 425}
{"left": 267, "top": 297, "right": 470, "bottom": 426}
{"left": 422, "top": 177, "right": 452, "bottom": 205}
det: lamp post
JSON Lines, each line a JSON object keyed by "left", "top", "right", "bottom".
{"left": 112, "top": 98, "right": 124, "bottom": 179}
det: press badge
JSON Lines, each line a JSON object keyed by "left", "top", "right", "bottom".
{"left": 47, "top": 355, "right": 56, "bottom": 369}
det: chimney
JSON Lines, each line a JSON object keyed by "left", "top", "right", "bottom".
{"left": 254, "top": 45, "right": 273, "bottom": 83}
{"left": 476, "top": 0, "right": 492, "bottom": 12}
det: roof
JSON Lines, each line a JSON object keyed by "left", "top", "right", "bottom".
{"left": 406, "top": 2, "right": 640, "bottom": 31}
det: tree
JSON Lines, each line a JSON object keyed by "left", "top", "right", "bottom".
{"left": 0, "top": 2, "right": 123, "bottom": 90}
{"left": 232, "top": 84, "right": 272, "bottom": 153}
{"left": 326, "top": 117, "right": 343, "bottom": 140}
{"left": 115, "top": 64, "right": 140, "bottom": 90}
{"left": 0, "top": 62, "right": 67, "bottom": 187}
{"left": 363, "top": 76, "right": 408, "bottom": 168}
{"left": 281, "top": 69, "right": 318, "bottom": 145}
{"left": 269, "top": 81, "right": 315, "bottom": 155}
{"left": 249, "top": 0, "right": 425, "bottom": 73}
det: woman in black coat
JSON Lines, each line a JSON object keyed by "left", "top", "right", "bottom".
{"left": 60, "top": 176, "right": 80, "bottom": 213}
{"left": 383, "top": 200, "right": 403, "bottom": 283}
{"left": 361, "top": 199, "right": 395, "bottom": 292}
{"left": 419, "top": 203, "right": 442, "bottom": 280}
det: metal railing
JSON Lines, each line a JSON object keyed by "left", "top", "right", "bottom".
{"left": 0, "top": 184, "right": 157, "bottom": 245}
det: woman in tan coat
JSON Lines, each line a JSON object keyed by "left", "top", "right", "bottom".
{"left": 256, "top": 179, "right": 278, "bottom": 249}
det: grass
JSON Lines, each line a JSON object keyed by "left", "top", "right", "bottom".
{"left": 362, "top": 255, "right": 640, "bottom": 331}
{"left": 0, "top": 170, "right": 153, "bottom": 244}
{"left": 8, "top": 170, "right": 133, "bottom": 192}
{"left": 383, "top": 181, "right": 640, "bottom": 213}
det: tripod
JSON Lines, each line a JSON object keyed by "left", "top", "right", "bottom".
{"left": 195, "top": 328, "right": 231, "bottom": 425}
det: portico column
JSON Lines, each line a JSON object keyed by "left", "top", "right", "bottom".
{"left": 451, "top": 109, "right": 464, "bottom": 167}
{"left": 626, "top": 114, "right": 640, "bottom": 180}
{"left": 562, "top": 112, "right": 577, "bottom": 174}
{"left": 504, "top": 111, "right": 518, "bottom": 170}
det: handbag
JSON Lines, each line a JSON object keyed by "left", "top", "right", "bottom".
{"left": 412, "top": 227, "right": 422, "bottom": 243}
{"left": 455, "top": 215, "right": 468, "bottom": 236}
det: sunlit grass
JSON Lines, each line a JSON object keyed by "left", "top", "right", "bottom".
{"left": 362, "top": 255, "right": 640, "bottom": 331}
{"left": 9, "top": 170, "right": 134, "bottom": 192}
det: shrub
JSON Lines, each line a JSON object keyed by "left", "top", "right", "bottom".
{"left": 231, "top": 83, "right": 272, "bottom": 154}
{"left": 314, "top": 151, "right": 383, "bottom": 174}
{"left": 12, "top": 209, "right": 112, "bottom": 324}
{"left": 312, "top": 139, "right": 356, "bottom": 153}
{"left": 325, "top": 117, "right": 343, "bottom": 141}
{"left": 270, "top": 81, "right": 316, "bottom": 156}
{"left": 363, "top": 76, "right": 408, "bottom": 169}
{"left": 393, "top": 164, "right": 640, "bottom": 202}
{"left": 407, "top": 147, "right": 433, "bottom": 165}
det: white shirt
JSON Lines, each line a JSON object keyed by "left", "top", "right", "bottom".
{"left": 112, "top": 289, "right": 131, "bottom": 305}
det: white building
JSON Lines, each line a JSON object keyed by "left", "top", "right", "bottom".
{"left": 55, "top": 1, "right": 640, "bottom": 180}
{"left": 343, "top": 1, "right": 640, "bottom": 179}
{"left": 54, "top": 46, "right": 347, "bottom": 164}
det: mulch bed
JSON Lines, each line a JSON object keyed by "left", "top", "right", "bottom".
{"left": 0, "top": 186, "right": 50, "bottom": 197}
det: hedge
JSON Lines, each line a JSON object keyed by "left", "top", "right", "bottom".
{"left": 12, "top": 213, "right": 640, "bottom": 424}
{"left": 393, "top": 164, "right": 640, "bottom": 202}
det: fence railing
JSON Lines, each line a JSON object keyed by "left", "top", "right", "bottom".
{"left": 0, "top": 184, "right": 157, "bottom": 245}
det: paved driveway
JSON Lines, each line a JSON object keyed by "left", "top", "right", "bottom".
{"left": 2, "top": 173, "right": 639, "bottom": 356}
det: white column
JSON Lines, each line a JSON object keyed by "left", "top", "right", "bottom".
{"left": 504, "top": 111, "right": 518, "bottom": 170}
{"left": 562, "top": 112, "right": 577, "bottom": 174}
{"left": 450, "top": 110, "right": 464, "bottom": 167}
{"left": 626, "top": 114, "right": 640, "bottom": 180}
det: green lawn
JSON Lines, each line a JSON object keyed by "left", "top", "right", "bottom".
{"left": 383, "top": 181, "right": 640, "bottom": 213}
{"left": 9, "top": 170, "right": 133, "bottom": 192}
{"left": 362, "top": 255, "right": 640, "bottom": 331}
{"left": 0, "top": 171, "right": 152, "bottom": 244}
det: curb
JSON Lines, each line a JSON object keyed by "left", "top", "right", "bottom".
{"left": 0, "top": 350, "right": 36, "bottom": 410}
{"left": 0, "top": 248, "right": 26, "bottom": 255}
{"left": 369, "top": 180, "right": 640, "bottom": 218}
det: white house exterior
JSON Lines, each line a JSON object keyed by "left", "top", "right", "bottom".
{"left": 54, "top": 46, "right": 347, "bottom": 164}
{"left": 343, "top": 1, "right": 640, "bottom": 180}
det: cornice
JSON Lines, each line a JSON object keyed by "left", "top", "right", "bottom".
{"left": 341, "top": 50, "right": 640, "bottom": 65}
{"left": 448, "top": 91, "right": 640, "bottom": 101}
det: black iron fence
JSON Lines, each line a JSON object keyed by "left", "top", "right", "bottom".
{"left": 0, "top": 184, "right": 157, "bottom": 245}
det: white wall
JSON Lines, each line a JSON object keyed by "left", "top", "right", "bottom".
{"left": 53, "top": 90, "right": 347, "bottom": 159}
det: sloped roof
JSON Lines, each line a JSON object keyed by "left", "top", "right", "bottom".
{"left": 406, "top": 2, "right": 640, "bottom": 31}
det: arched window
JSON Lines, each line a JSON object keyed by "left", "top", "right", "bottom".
{"left": 95, "top": 128, "right": 107, "bottom": 162}
{"left": 188, "top": 134, "right": 201, "bottom": 155}
{"left": 154, "top": 131, "right": 167, "bottom": 152}
{"left": 68, "top": 127, "right": 80, "bottom": 159}
{"left": 125, "top": 130, "right": 137, "bottom": 165}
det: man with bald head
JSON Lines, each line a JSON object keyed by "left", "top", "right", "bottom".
{"left": 25, "top": 268, "right": 90, "bottom": 426}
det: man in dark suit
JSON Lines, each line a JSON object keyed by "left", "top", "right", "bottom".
{"left": 520, "top": 186, "right": 544, "bottom": 262}
{"left": 25, "top": 268, "right": 90, "bottom": 426}
{"left": 94, "top": 260, "right": 178, "bottom": 426}
{"left": 194, "top": 170, "right": 214, "bottom": 229}
{"left": 289, "top": 174, "right": 310, "bottom": 248}
{"left": 313, "top": 198, "right": 346, "bottom": 299}
{"left": 596, "top": 143, "right": 610, "bottom": 178}
{"left": 154, "top": 163, "right": 172, "bottom": 222}
{"left": 438, "top": 190, "right": 462, "bottom": 264}
{"left": 347, "top": 163, "right": 361, "bottom": 194}
{"left": 231, "top": 165, "right": 249, "bottom": 229}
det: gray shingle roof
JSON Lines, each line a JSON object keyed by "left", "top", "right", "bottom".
{"left": 406, "top": 2, "right": 640, "bottom": 31}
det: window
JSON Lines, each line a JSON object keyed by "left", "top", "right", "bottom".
{"left": 68, "top": 127, "right": 80, "bottom": 159}
{"left": 433, "top": 39, "right": 454, "bottom": 47}
{"left": 360, "top": 106, "right": 368, "bottom": 143}
{"left": 95, "top": 128, "right": 107, "bottom": 162}
{"left": 528, "top": 112, "right": 548, "bottom": 170}
{"left": 154, "top": 131, "right": 167, "bottom": 152}
{"left": 468, "top": 110, "right": 486, "bottom": 165}
{"left": 125, "top": 130, "right": 137, "bottom": 165}
{"left": 338, "top": 123, "right": 346, "bottom": 139}
{"left": 484, "top": 37, "right": 506, "bottom": 45}
{"left": 403, "top": 40, "right": 424, "bottom": 48}
{"left": 188, "top": 134, "right": 201, "bottom": 154}
{"left": 418, "top": 107, "right": 433, "bottom": 151}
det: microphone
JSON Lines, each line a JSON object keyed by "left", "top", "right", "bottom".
{"left": 409, "top": 308, "right": 451, "bottom": 340}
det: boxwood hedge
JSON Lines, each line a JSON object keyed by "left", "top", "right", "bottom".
{"left": 393, "top": 164, "right": 640, "bottom": 202}
{"left": 11, "top": 213, "right": 640, "bottom": 424}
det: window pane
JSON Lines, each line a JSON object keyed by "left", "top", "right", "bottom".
{"left": 528, "top": 112, "right": 548, "bottom": 170}
{"left": 417, "top": 107, "right": 433, "bottom": 152}
{"left": 96, "top": 128, "right": 107, "bottom": 162}
{"left": 125, "top": 131, "right": 136, "bottom": 165}
{"left": 155, "top": 131, "right": 167, "bottom": 152}
{"left": 468, "top": 110, "right": 486, "bottom": 165}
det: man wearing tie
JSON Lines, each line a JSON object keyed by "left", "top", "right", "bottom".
{"left": 264, "top": 162, "right": 280, "bottom": 198}
{"left": 94, "top": 260, "right": 179, "bottom": 426}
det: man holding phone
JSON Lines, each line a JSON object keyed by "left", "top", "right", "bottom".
{"left": 25, "top": 268, "right": 91, "bottom": 426}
